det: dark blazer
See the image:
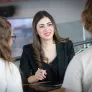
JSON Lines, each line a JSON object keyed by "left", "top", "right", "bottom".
{"left": 20, "top": 40, "right": 75, "bottom": 84}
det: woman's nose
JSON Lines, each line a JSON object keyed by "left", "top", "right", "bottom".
{"left": 44, "top": 25, "right": 49, "bottom": 31}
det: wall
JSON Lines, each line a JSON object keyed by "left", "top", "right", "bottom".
{"left": 0, "top": 0, "right": 85, "bottom": 23}
{"left": 0, "top": 0, "right": 88, "bottom": 57}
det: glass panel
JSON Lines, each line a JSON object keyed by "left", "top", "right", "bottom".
{"left": 8, "top": 18, "right": 33, "bottom": 57}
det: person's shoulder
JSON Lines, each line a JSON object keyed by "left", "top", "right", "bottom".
{"left": 22, "top": 43, "right": 33, "bottom": 54}
{"left": 0, "top": 59, "right": 18, "bottom": 71}
{"left": 23, "top": 43, "right": 32, "bottom": 49}
{"left": 72, "top": 46, "right": 92, "bottom": 66}
{"left": 57, "top": 38, "right": 73, "bottom": 46}
{"left": 79, "top": 46, "right": 92, "bottom": 59}
{"left": 64, "top": 39, "right": 73, "bottom": 45}
{"left": 0, "top": 58, "right": 7, "bottom": 74}
{"left": 23, "top": 44, "right": 33, "bottom": 51}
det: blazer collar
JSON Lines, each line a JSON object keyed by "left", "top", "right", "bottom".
{"left": 56, "top": 42, "right": 65, "bottom": 68}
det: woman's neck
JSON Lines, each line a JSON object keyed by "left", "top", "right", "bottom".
{"left": 41, "top": 39, "right": 55, "bottom": 48}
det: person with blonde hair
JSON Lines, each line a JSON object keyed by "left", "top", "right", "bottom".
{"left": 0, "top": 17, "right": 23, "bottom": 92}
{"left": 62, "top": 0, "right": 92, "bottom": 92}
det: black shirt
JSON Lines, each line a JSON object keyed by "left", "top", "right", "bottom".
{"left": 42, "top": 56, "right": 59, "bottom": 84}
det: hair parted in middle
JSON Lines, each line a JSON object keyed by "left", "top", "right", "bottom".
{"left": 32, "top": 10, "right": 68, "bottom": 68}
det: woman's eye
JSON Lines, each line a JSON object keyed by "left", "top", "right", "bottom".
{"left": 39, "top": 26, "right": 44, "bottom": 28}
{"left": 48, "top": 24, "right": 53, "bottom": 26}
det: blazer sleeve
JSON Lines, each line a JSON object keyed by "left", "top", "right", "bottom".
{"left": 67, "top": 40, "right": 75, "bottom": 63}
{"left": 20, "top": 45, "right": 32, "bottom": 84}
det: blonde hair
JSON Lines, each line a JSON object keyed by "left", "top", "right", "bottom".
{"left": 0, "top": 17, "right": 12, "bottom": 62}
{"left": 81, "top": 0, "right": 92, "bottom": 32}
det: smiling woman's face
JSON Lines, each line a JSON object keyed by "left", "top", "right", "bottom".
{"left": 36, "top": 17, "right": 55, "bottom": 41}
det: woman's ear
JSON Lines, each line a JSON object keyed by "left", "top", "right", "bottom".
{"left": 36, "top": 31, "right": 38, "bottom": 35}
{"left": 36, "top": 30, "right": 39, "bottom": 35}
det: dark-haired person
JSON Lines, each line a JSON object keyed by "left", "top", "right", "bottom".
{"left": 62, "top": 0, "right": 92, "bottom": 92}
{"left": 0, "top": 17, "right": 23, "bottom": 92}
{"left": 20, "top": 11, "right": 75, "bottom": 84}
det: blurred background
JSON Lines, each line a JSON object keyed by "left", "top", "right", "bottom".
{"left": 0, "top": 0, "right": 91, "bottom": 67}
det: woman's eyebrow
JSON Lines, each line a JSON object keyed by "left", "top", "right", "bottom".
{"left": 39, "top": 24, "right": 44, "bottom": 26}
{"left": 47, "top": 22, "right": 52, "bottom": 24}
{"left": 38, "top": 22, "right": 52, "bottom": 26}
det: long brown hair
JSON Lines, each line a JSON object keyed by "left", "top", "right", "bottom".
{"left": 0, "top": 17, "right": 12, "bottom": 62}
{"left": 81, "top": 0, "right": 92, "bottom": 32}
{"left": 32, "top": 11, "right": 68, "bottom": 68}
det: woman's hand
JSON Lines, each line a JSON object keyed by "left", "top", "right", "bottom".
{"left": 28, "top": 68, "right": 47, "bottom": 83}
{"left": 34, "top": 68, "right": 47, "bottom": 81}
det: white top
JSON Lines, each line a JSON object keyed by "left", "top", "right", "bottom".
{"left": 62, "top": 46, "right": 92, "bottom": 92}
{"left": 0, "top": 58, "right": 23, "bottom": 92}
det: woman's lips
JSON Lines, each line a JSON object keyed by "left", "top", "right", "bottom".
{"left": 44, "top": 32, "right": 51, "bottom": 36}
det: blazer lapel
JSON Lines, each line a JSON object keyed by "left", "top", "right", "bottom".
{"left": 56, "top": 42, "right": 65, "bottom": 83}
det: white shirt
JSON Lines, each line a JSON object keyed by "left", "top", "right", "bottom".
{"left": 63, "top": 46, "right": 92, "bottom": 92}
{"left": 0, "top": 58, "right": 23, "bottom": 92}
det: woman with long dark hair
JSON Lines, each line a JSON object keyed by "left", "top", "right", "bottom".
{"left": 20, "top": 11, "right": 75, "bottom": 84}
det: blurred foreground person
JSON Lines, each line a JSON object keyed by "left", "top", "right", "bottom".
{"left": 63, "top": 0, "right": 92, "bottom": 92}
{"left": 0, "top": 17, "right": 23, "bottom": 92}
